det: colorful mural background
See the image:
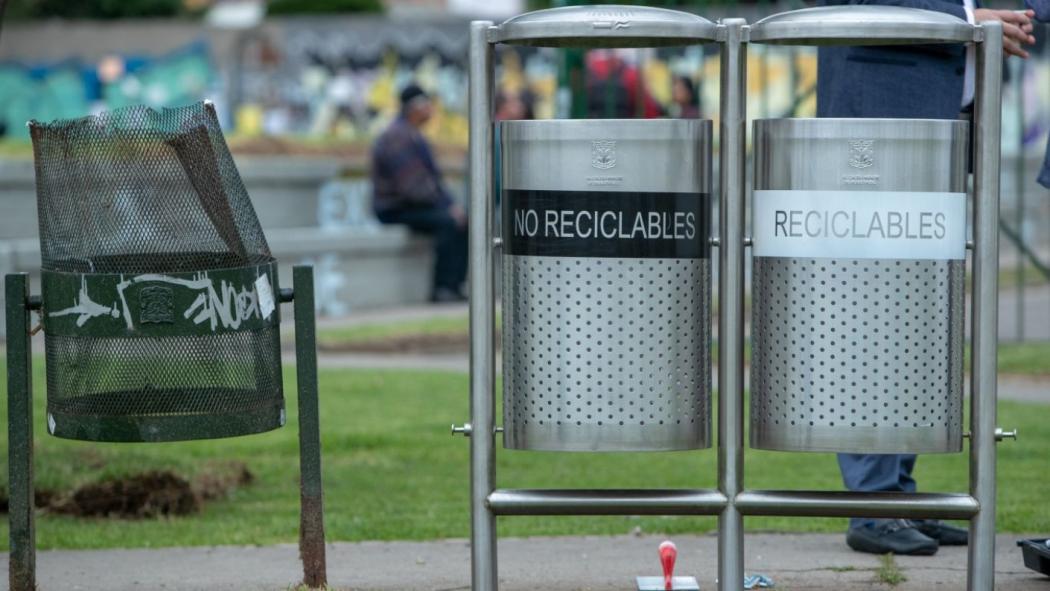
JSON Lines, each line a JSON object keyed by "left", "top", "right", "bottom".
{"left": 0, "top": 18, "right": 1047, "bottom": 161}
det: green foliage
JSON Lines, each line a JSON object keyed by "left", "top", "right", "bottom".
{"left": 876, "top": 554, "right": 907, "bottom": 586}
{"left": 4, "top": 0, "right": 200, "bottom": 19}
{"left": 267, "top": 0, "right": 383, "bottom": 15}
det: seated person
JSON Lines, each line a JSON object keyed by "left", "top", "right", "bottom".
{"left": 371, "top": 84, "right": 468, "bottom": 303}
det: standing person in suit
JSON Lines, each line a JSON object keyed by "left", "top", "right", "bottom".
{"left": 817, "top": 0, "right": 1035, "bottom": 556}
{"left": 1027, "top": 0, "right": 1050, "bottom": 188}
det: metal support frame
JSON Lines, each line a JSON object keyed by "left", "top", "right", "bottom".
{"left": 468, "top": 20, "right": 498, "bottom": 591}
{"left": 968, "top": 20, "right": 1003, "bottom": 591}
{"left": 717, "top": 18, "right": 748, "bottom": 591}
{"left": 464, "top": 6, "right": 1004, "bottom": 591}
{"left": 6, "top": 273, "right": 36, "bottom": 591}
{"left": 291, "top": 265, "right": 329, "bottom": 588}
{"left": 5, "top": 265, "right": 327, "bottom": 590}
{"left": 465, "top": 9, "right": 738, "bottom": 591}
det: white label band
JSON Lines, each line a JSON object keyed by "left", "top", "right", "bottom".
{"left": 753, "top": 190, "right": 966, "bottom": 260}
{"left": 255, "top": 273, "right": 276, "bottom": 320}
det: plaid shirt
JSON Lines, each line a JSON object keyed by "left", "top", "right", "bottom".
{"left": 371, "top": 115, "right": 452, "bottom": 214}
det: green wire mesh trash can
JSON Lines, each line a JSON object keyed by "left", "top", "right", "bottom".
{"left": 30, "top": 102, "right": 285, "bottom": 442}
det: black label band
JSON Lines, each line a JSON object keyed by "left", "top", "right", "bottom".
{"left": 503, "top": 189, "right": 710, "bottom": 259}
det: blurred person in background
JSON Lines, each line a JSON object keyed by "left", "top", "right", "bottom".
{"left": 371, "top": 83, "right": 467, "bottom": 303}
{"left": 585, "top": 50, "right": 663, "bottom": 119}
{"left": 671, "top": 76, "right": 700, "bottom": 119}
{"left": 819, "top": 0, "right": 1035, "bottom": 556}
{"left": 495, "top": 87, "right": 535, "bottom": 121}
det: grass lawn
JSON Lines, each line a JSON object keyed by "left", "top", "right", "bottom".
{"left": 0, "top": 362, "right": 1047, "bottom": 551}
{"left": 316, "top": 314, "right": 473, "bottom": 347}
{"left": 996, "top": 342, "right": 1050, "bottom": 376}
{"left": 317, "top": 315, "right": 1049, "bottom": 376}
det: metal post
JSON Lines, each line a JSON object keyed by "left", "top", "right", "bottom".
{"left": 968, "top": 20, "right": 1002, "bottom": 591}
{"left": 6, "top": 273, "right": 35, "bottom": 591}
{"left": 1014, "top": 57, "right": 1025, "bottom": 342}
{"left": 468, "top": 19, "right": 497, "bottom": 591}
{"left": 717, "top": 18, "right": 747, "bottom": 591}
{"left": 292, "top": 265, "right": 328, "bottom": 589}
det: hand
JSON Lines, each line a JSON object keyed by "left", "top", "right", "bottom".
{"left": 449, "top": 204, "right": 467, "bottom": 229}
{"left": 974, "top": 9, "right": 1036, "bottom": 58}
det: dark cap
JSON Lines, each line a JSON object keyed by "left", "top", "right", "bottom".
{"left": 399, "top": 84, "right": 430, "bottom": 107}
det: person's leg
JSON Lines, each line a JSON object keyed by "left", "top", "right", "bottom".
{"left": 838, "top": 453, "right": 909, "bottom": 529}
{"left": 838, "top": 453, "right": 937, "bottom": 555}
{"left": 450, "top": 218, "right": 468, "bottom": 287}
{"left": 898, "top": 454, "right": 918, "bottom": 493}
{"left": 377, "top": 206, "right": 465, "bottom": 297}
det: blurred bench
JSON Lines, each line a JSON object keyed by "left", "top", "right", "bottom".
{"left": 0, "top": 156, "right": 461, "bottom": 335}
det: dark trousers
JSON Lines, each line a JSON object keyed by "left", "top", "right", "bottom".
{"left": 377, "top": 205, "right": 468, "bottom": 293}
{"left": 838, "top": 453, "right": 917, "bottom": 529}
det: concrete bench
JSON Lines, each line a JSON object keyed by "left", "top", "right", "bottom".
{"left": 0, "top": 225, "right": 434, "bottom": 336}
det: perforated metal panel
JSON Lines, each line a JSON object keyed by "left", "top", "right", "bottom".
{"left": 750, "top": 118, "right": 968, "bottom": 453}
{"left": 501, "top": 119, "right": 712, "bottom": 451}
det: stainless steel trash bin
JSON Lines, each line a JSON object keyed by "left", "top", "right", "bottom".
{"left": 500, "top": 119, "right": 712, "bottom": 451}
{"left": 750, "top": 118, "right": 968, "bottom": 453}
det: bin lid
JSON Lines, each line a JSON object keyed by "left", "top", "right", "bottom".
{"left": 492, "top": 5, "right": 718, "bottom": 47}
{"left": 749, "top": 6, "right": 975, "bottom": 46}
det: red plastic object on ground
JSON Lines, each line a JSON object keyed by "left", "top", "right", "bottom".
{"left": 659, "top": 541, "right": 677, "bottom": 590}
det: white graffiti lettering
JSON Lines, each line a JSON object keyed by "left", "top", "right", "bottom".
{"left": 49, "top": 275, "right": 121, "bottom": 327}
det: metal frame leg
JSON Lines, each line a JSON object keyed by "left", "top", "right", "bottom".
{"left": 968, "top": 20, "right": 1003, "bottom": 591}
{"left": 6, "top": 273, "right": 36, "bottom": 591}
{"left": 468, "top": 19, "right": 497, "bottom": 591}
{"left": 292, "top": 265, "right": 328, "bottom": 588}
{"left": 717, "top": 19, "right": 748, "bottom": 591}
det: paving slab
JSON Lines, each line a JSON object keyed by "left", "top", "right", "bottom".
{"left": 2, "top": 533, "right": 1044, "bottom": 591}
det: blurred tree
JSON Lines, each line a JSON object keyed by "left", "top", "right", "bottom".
{"left": 5, "top": 0, "right": 203, "bottom": 19}
{"left": 268, "top": 0, "right": 383, "bottom": 14}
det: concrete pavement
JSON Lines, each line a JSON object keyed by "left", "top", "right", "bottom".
{"left": 3, "top": 533, "right": 1044, "bottom": 591}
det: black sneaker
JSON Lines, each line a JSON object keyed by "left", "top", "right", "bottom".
{"left": 846, "top": 519, "right": 939, "bottom": 555}
{"left": 912, "top": 519, "right": 969, "bottom": 546}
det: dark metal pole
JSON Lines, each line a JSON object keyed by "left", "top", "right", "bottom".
{"left": 6, "top": 273, "right": 36, "bottom": 591}
{"left": 292, "top": 265, "right": 327, "bottom": 588}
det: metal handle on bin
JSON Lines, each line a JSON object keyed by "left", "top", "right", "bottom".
{"left": 489, "top": 5, "right": 720, "bottom": 48}
{"left": 452, "top": 423, "right": 473, "bottom": 437}
{"left": 748, "top": 5, "right": 977, "bottom": 46}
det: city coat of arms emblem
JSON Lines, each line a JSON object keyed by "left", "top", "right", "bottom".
{"left": 591, "top": 140, "right": 617, "bottom": 170}
{"left": 848, "top": 139, "right": 874, "bottom": 169}
{"left": 139, "top": 285, "right": 174, "bottom": 324}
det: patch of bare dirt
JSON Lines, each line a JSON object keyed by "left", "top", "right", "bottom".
{"left": 0, "top": 489, "right": 58, "bottom": 512}
{"left": 0, "top": 461, "right": 255, "bottom": 519}
{"left": 53, "top": 471, "right": 199, "bottom": 518}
